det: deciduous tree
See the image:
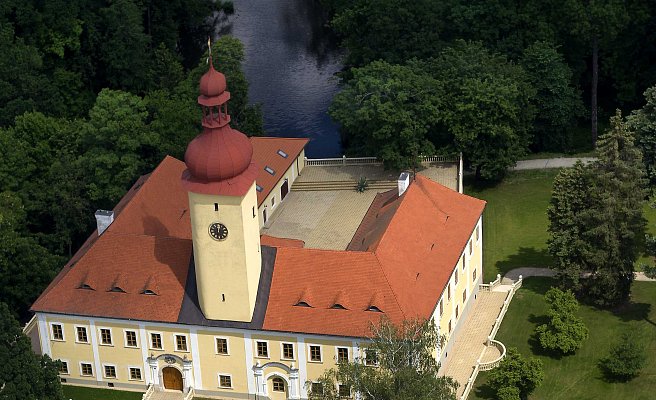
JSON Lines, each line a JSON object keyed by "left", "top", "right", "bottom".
{"left": 487, "top": 348, "right": 543, "bottom": 400}
{"left": 535, "top": 287, "right": 588, "bottom": 354}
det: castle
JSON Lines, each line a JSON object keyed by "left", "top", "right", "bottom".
{"left": 26, "top": 57, "right": 486, "bottom": 399}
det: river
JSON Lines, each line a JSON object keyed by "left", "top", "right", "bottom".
{"left": 223, "top": 0, "right": 344, "bottom": 158}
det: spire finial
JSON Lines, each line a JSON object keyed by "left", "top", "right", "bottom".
{"left": 207, "top": 37, "right": 213, "bottom": 66}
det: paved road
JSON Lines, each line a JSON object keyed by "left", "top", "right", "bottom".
{"left": 504, "top": 267, "right": 655, "bottom": 282}
{"left": 512, "top": 157, "right": 596, "bottom": 170}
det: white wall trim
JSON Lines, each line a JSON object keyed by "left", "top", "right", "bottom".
{"left": 190, "top": 328, "right": 203, "bottom": 389}
{"left": 138, "top": 324, "right": 150, "bottom": 385}
{"left": 244, "top": 333, "right": 255, "bottom": 395}
{"left": 88, "top": 320, "right": 102, "bottom": 382}
{"left": 37, "top": 314, "right": 51, "bottom": 356}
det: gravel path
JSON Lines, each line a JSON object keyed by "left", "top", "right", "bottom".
{"left": 511, "top": 157, "right": 596, "bottom": 170}
{"left": 503, "top": 267, "right": 655, "bottom": 282}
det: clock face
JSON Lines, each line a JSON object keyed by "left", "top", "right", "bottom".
{"left": 208, "top": 222, "right": 228, "bottom": 241}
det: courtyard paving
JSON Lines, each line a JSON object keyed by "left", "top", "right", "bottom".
{"left": 439, "top": 290, "right": 507, "bottom": 398}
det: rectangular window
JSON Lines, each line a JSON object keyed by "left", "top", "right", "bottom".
{"left": 151, "top": 333, "right": 162, "bottom": 350}
{"left": 81, "top": 363, "right": 93, "bottom": 376}
{"left": 129, "top": 367, "right": 142, "bottom": 381}
{"left": 216, "top": 338, "right": 229, "bottom": 355}
{"left": 256, "top": 341, "right": 268, "bottom": 358}
{"left": 59, "top": 361, "right": 69, "bottom": 374}
{"left": 456, "top": 305, "right": 459, "bottom": 319}
{"left": 264, "top": 166, "right": 275, "bottom": 175}
{"left": 455, "top": 269, "right": 459, "bottom": 285}
{"left": 271, "top": 196, "right": 276, "bottom": 207}
{"left": 175, "top": 335, "right": 188, "bottom": 352}
{"left": 439, "top": 300, "right": 443, "bottom": 317}
{"left": 100, "top": 328, "right": 112, "bottom": 345}
{"left": 448, "top": 320, "right": 452, "bottom": 333}
{"left": 365, "top": 349, "right": 378, "bottom": 366}
{"left": 476, "top": 225, "right": 480, "bottom": 242}
{"left": 219, "top": 374, "right": 232, "bottom": 388}
{"left": 337, "top": 347, "right": 349, "bottom": 363}
{"left": 311, "top": 382, "right": 324, "bottom": 395}
{"left": 104, "top": 365, "right": 117, "bottom": 379}
{"left": 447, "top": 284, "right": 451, "bottom": 300}
{"left": 339, "top": 384, "right": 351, "bottom": 398}
{"left": 282, "top": 343, "right": 294, "bottom": 360}
{"left": 469, "top": 240, "right": 473, "bottom": 255}
{"left": 125, "top": 331, "right": 137, "bottom": 347}
{"left": 76, "top": 326, "right": 88, "bottom": 343}
{"left": 277, "top": 149, "right": 289, "bottom": 158}
{"left": 463, "top": 254, "right": 467, "bottom": 272}
{"left": 473, "top": 268, "right": 477, "bottom": 281}
{"left": 51, "top": 324, "right": 64, "bottom": 341}
{"left": 462, "top": 289, "right": 467, "bottom": 303}
{"left": 256, "top": 184, "right": 263, "bottom": 192}
{"left": 309, "top": 345, "right": 322, "bottom": 362}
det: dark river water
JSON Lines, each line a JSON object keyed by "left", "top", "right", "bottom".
{"left": 222, "top": 0, "right": 344, "bottom": 158}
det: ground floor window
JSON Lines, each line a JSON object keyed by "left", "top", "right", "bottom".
{"left": 59, "top": 361, "right": 69, "bottom": 374}
{"left": 80, "top": 363, "right": 93, "bottom": 376}
{"left": 129, "top": 367, "right": 142, "bottom": 381}
{"left": 219, "top": 374, "right": 232, "bottom": 388}
{"left": 104, "top": 365, "right": 117, "bottom": 378}
{"left": 339, "top": 384, "right": 351, "bottom": 398}
{"left": 272, "top": 377, "right": 285, "bottom": 392}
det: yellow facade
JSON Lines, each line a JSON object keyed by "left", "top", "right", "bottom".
{"left": 188, "top": 182, "right": 261, "bottom": 322}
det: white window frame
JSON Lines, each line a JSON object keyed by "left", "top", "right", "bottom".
{"left": 79, "top": 361, "right": 94, "bottom": 377}
{"left": 174, "top": 333, "right": 189, "bottom": 352}
{"left": 74, "top": 325, "right": 89, "bottom": 344}
{"left": 255, "top": 340, "right": 270, "bottom": 359}
{"left": 124, "top": 329, "right": 139, "bottom": 348}
{"left": 271, "top": 195, "right": 276, "bottom": 209}
{"left": 335, "top": 346, "right": 349, "bottom": 363}
{"left": 214, "top": 336, "right": 230, "bottom": 355}
{"left": 476, "top": 223, "right": 481, "bottom": 243}
{"left": 364, "top": 349, "right": 379, "bottom": 366}
{"left": 149, "top": 331, "right": 164, "bottom": 350}
{"left": 308, "top": 344, "right": 322, "bottom": 363}
{"left": 280, "top": 342, "right": 295, "bottom": 360}
{"left": 98, "top": 326, "right": 113, "bottom": 346}
{"left": 49, "top": 322, "right": 65, "bottom": 341}
{"left": 102, "top": 363, "right": 118, "bottom": 379}
{"left": 127, "top": 366, "right": 143, "bottom": 381}
{"left": 218, "top": 373, "right": 233, "bottom": 389}
{"left": 58, "top": 359, "right": 70, "bottom": 375}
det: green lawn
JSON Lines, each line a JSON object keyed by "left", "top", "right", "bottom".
{"left": 471, "top": 277, "right": 656, "bottom": 400}
{"left": 62, "top": 385, "right": 143, "bottom": 400}
{"left": 465, "top": 170, "right": 559, "bottom": 281}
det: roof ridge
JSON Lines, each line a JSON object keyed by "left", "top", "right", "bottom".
{"left": 372, "top": 252, "right": 406, "bottom": 320}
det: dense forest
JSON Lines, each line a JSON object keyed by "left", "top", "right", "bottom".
{"left": 322, "top": 0, "right": 656, "bottom": 177}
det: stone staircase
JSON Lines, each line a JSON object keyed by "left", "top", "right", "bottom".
{"left": 149, "top": 391, "right": 185, "bottom": 400}
{"left": 291, "top": 179, "right": 397, "bottom": 192}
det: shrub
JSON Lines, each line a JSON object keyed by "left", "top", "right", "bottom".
{"left": 534, "top": 287, "right": 588, "bottom": 354}
{"left": 356, "top": 176, "right": 369, "bottom": 193}
{"left": 600, "top": 333, "right": 647, "bottom": 381}
{"left": 488, "top": 348, "right": 543, "bottom": 400}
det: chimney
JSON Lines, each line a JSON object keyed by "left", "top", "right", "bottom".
{"left": 398, "top": 172, "right": 410, "bottom": 196}
{"left": 95, "top": 210, "right": 114, "bottom": 235}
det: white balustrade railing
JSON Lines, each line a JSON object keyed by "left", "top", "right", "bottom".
{"left": 304, "top": 155, "right": 457, "bottom": 167}
{"left": 141, "top": 384, "right": 154, "bottom": 400}
{"left": 479, "top": 274, "right": 502, "bottom": 292}
{"left": 184, "top": 387, "right": 195, "bottom": 400}
{"left": 478, "top": 340, "right": 507, "bottom": 371}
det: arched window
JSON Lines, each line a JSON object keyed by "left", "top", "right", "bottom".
{"left": 272, "top": 377, "right": 285, "bottom": 392}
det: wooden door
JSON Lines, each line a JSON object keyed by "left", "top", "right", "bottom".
{"left": 281, "top": 179, "right": 289, "bottom": 200}
{"left": 162, "top": 367, "right": 183, "bottom": 391}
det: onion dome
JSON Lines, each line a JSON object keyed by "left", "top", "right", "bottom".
{"left": 184, "top": 126, "right": 253, "bottom": 181}
{"left": 199, "top": 59, "right": 227, "bottom": 97}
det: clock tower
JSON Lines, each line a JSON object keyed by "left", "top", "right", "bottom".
{"left": 181, "top": 53, "right": 261, "bottom": 322}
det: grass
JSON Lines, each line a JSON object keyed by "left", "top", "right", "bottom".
{"left": 471, "top": 277, "right": 656, "bottom": 400}
{"left": 465, "top": 170, "right": 559, "bottom": 282}
{"left": 62, "top": 385, "right": 143, "bottom": 400}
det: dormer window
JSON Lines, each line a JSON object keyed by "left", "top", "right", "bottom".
{"left": 277, "top": 149, "right": 288, "bottom": 158}
{"left": 331, "top": 303, "right": 347, "bottom": 310}
{"left": 78, "top": 284, "right": 94, "bottom": 290}
{"left": 109, "top": 286, "right": 125, "bottom": 293}
{"left": 141, "top": 289, "right": 157, "bottom": 296}
{"left": 264, "top": 166, "right": 275, "bottom": 175}
{"left": 256, "top": 185, "right": 263, "bottom": 192}
{"left": 294, "top": 301, "right": 311, "bottom": 307}
{"left": 366, "top": 305, "right": 383, "bottom": 312}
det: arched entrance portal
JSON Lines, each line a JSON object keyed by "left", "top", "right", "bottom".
{"left": 162, "top": 367, "right": 183, "bottom": 391}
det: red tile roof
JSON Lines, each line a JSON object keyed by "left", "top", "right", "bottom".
{"left": 32, "top": 154, "right": 485, "bottom": 339}
{"left": 250, "top": 137, "right": 308, "bottom": 206}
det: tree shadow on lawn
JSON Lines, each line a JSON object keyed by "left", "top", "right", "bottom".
{"left": 473, "top": 382, "right": 497, "bottom": 400}
{"left": 612, "top": 302, "right": 654, "bottom": 327}
{"left": 495, "top": 247, "right": 552, "bottom": 278}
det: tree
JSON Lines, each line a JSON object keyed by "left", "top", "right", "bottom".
{"left": 520, "top": 41, "right": 583, "bottom": 151}
{"left": 331, "top": 0, "right": 444, "bottom": 68}
{"left": 627, "top": 85, "right": 656, "bottom": 188}
{"left": 534, "top": 287, "right": 588, "bottom": 354}
{"left": 0, "top": 302, "right": 65, "bottom": 399}
{"left": 307, "top": 318, "right": 458, "bottom": 400}
{"left": 547, "top": 162, "right": 592, "bottom": 291}
{"left": 425, "top": 41, "right": 536, "bottom": 179}
{"left": 581, "top": 110, "right": 647, "bottom": 306}
{"left": 599, "top": 332, "right": 647, "bottom": 381}
{"left": 487, "top": 348, "right": 543, "bottom": 400}
{"left": 329, "top": 60, "right": 440, "bottom": 170}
